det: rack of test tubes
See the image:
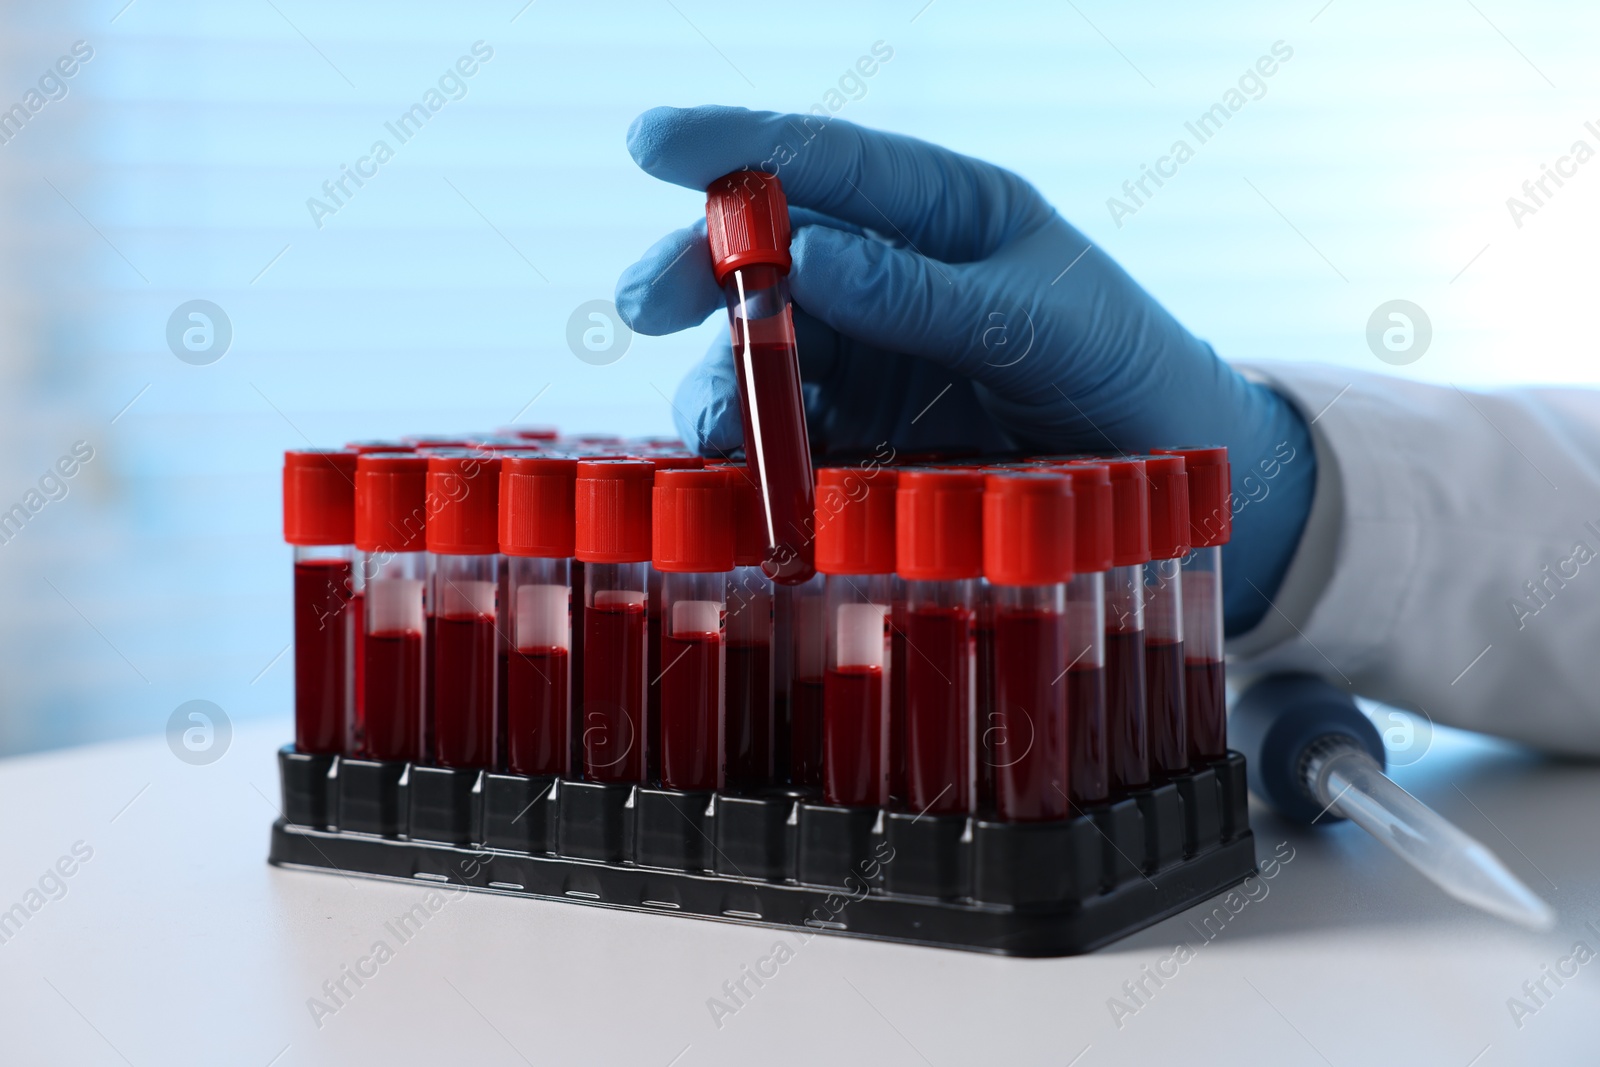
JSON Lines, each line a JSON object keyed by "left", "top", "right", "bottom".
{"left": 269, "top": 428, "right": 1254, "bottom": 956}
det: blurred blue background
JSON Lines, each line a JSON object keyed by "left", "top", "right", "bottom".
{"left": 0, "top": 0, "right": 1594, "bottom": 755}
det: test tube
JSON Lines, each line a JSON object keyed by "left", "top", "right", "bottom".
{"left": 705, "top": 170, "right": 816, "bottom": 586}
{"left": 575, "top": 460, "right": 654, "bottom": 782}
{"left": 1057, "top": 465, "right": 1114, "bottom": 806}
{"left": 896, "top": 469, "right": 985, "bottom": 816}
{"left": 1136, "top": 454, "right": 1191, "bottom": 780}
{"left": 354, "top": 452, "right": 429, "bottom": 762}
{"left": 814, "top": 467, "right": 898, "bottom": 808}
{"left": 500, "top": 453, "right": 579, "bottom": 777}
{"left": 1074, "top": 458, "right": 1151, "bottom": 794}
{"left": 283, "top": 450, "right": 359, "bottom": 755}
{"left": 652, "top": 468, "right": 736, "bottom": 791}
{"left": 786, "top": 571, "right": 827, "bottom": 786}
{"left": 1153, "top": 446, "right": 1231, "bottom": 764}
{"left": 642, "top": 455, "right": 705, "bottom": 783}
{"left": 716, "top": 465, "right": 776, "bottom": 790}
{"left": 982, "top": 471, "right": 1075, "bottom": 820}
{"left": 425, "top": 451, "right": 502, "bottom": 770}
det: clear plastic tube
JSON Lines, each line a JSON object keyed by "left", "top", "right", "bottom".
{"left": 1143, "top": 557, "right": 1187, "bottom": 780}
{"left": 658, "top": 571, "right": 727, "bottom": 792}
{"left": 1181, "top": 544, "right": 1226, "bottom": 763}
{"left": 431, "top": 552, "right": 500, "bottom": 769}
{"left": 361, "top": 549, "right": 426, "bottom": 762}
{"left": 988, "top": 582, "right": 1070, "bottom": 820}
{"left": 724, "top": 565, "right": 775, "bottom": 789}
{"left": 582, "top": 561, "right": 649, "bottom": 782}
{"left": 822, "top": 573, "right": 892, "bottom": 807}
{"left": 1066, "top": 571, "right": 1108, "bottom": 805}
{"left": 902, "top": 578, "right": 977, "bottom": 815}
{"left": 293, "top": 543, "right": 355, "bottom": 755}
{"left": 722, "top": 264, "right": 815, "bottom": 585}
{"left": 506, "top": 555, "right": 571, "bottom": 777}
{"left": 1105, "top": 563, "right": 1149, "bottom": 792}
{"left": 787, "top": 571, "right": 827, "bottom": 786}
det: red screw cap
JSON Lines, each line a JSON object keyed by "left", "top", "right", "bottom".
{"left": 653, "top": 468, "right": 735, "bottom": 574}
{"left": 355, "top": 452, "right": 429, "bottom": 554}
{"left": 815, "top": 467, "right": 898, "bottom": 575}
{"left": 983, "top": 471, "right": 1075, "bottom": 586}
{"left": 500, "top": 453, "right": 579, "bottom": 559}
{"left": 710, "top": 465, "right": 767, "bottom": 568}
{"left": 645, "top": 454, "right": 706, "bottom": 473}
{"left": 706, "top": 171, "right": 792, "bottom": 285}
{"left": 1133, "top": 454, "right": 1190, "bottom": 560}
{"left": 575, "top": 460, "right": 655, "bottom": 564}
{"left": 1056, "top": 464, "right": 1114, "bottom": 574}
{"left": 1069, "top": 458, "right": 1149, "bottom": 567}
{"left": 283, "top": 449, "right": 357, "bottom": 546}
{"left": 1153, "top": 446, "right": 1231, "bottom": 547}
{"left": 425, "top": 451, "right": 501, "bottom": 555}
{"left": 345, "top": 439, "right": 415, "bottom": 455}
{"left": 895, "top": 469, "right": 986, "bottom": 581}
{"left": 499, "top": 425, "right": 560, "bottom": 442}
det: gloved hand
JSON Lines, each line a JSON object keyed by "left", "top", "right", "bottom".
{"left": 615, "top": 105, "right": 1314, "bottom": 635}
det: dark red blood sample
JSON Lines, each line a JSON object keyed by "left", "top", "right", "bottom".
{"left": 424, "top": 613, "right": 437, "bottom": 757}
{"left": 975, "top": 615, "right": 996, "bottom": 809}
{"left": 731, "top": 339, "right": 815, "bottom": 585}
{"left": 659, "top": 631, "right": 722, "bottom": 791}
{"left": 293, "top": 558, "right": 352, "bottom": 755}
{"left": 582, "top": 600, "right": 647, "bottom": 781}
{"left": 1186, "top": 659, "right": 1227, "bottom": 764}
{"left": 789, "top": 678, "right": 825, "bottom": 787}
{"left": 362, "top": 630, "right": 422, "bottom": 762}
{"left": 433, "top": 613, "right": 497, "bottom": 768}
{"left": 990, "top": 609, "right": 1069, "bottom": 821}
{"left": 350, "top": 592, "right": 365, "bottom": 753}
{"left": 647, "top": 607, "right": 662, "bottom": 782}
{"left": 1066, "top": 665, "right": 1109, "bottom": 806}
{"left": 889, "top": 610, "right": 907, "bottom": 800}
{"left": 725, "top": 639, "right": 772, "bottom": 788}
{"left": 1106, "top": 629, "right": 1150, "bottom": 792}
{"left": 1145, "top": 639, "right": 1187, "bottom": 779}
{"left": 823, "top": 665, "right": 888, "bottom": 807}
{"left": 903, "top": 605, "right": 974, "bottom": 815}
{"left": 507, "top": 646, "right": 570, "bottom": 776}
{"left": 569, "top": 561, "right": 586, "bottom": 773}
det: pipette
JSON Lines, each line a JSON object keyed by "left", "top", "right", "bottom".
{"left": 1232, "top": 673, "right": 1555, "bottom": 931}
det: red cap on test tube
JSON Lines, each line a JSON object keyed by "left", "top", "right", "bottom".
{"left": 283, "top": 449, "right": 357, "bottom": 546}
{"left": 500, "top": 454, "right": 579, "bottom": 558}
{"left": 1153, "top": 445, "right": 1230, "bottom": 547}
{"left": 1136, "top": 454, "right": 1190, "bottom": 561}
{"left": 652, "top": 468, "right": 736, "bottom": 573}
{"left": 815, "top": 468, "right": 898, "bottom": 575}
{"left": 575, "top": 459, "right": 654, "bottom": 564}
{"left": 354, "top": 452, "right": 428, "bottom": 554}
{"left": 1057, "top": 464, "right": 1114, "bottom": 574}
{"left": 895, "top": 469, "right": 986, "bottom": 581}
{"left": 425, "top": 451, "right": 501, "bottom": 555}
{"left": 344, "top": 439, "right": 415, "bottom": 455}
{"left": 1070, "top": 458, "right": 1149, "bottom": 568}
{"left": 708, "top": 465, "right": 767, "bottom": 567}
{"left": 706, "top": 171, "right": 793, "bottom": 284}
{"left": 982, "top": 471, "right": 1075, "bottom": 586}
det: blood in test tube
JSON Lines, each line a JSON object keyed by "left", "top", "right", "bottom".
{"left": 888, "top": 579, "right": 908, "bottom": 801}
{"left": 641, "top": 455, "right": 705, "bottom": 783}
{"left": 814, "top": 467, "right": 897, "bottom": 808}
{"left": 283, "top": 449, "right": 359, "bottom": 756}
{"left": 1137, "top": 454, "right": 1191, "bottom": 780}
{"left": 1153, "top": 446, "right": 1231, "bottom": 764}
{"left": 652, "top": 468, "right": 735, "bottom": 792}
{"left": 1073, "top": 458, "right": 1151, "bottom": 793}
{"left": 500, "top": 453, "right": 579, "bottom": 777}
{"left": 706, "top": 171, "right": 816, "bottom": 586}
{"left": 1057, "top": 464, "right": 1114, "bottom": 806}
{"left": 425, "top": 451, "right": 502, "bottom": 770}
{"left": 715, "top": 464, "right": 776, "bottom": 790}
{"left": 981, "top": 471, "right": 1075, "bottom": 820}
{"left": 353, "top": 451, "right": 430, "bottom": 762}
{"left": 786, "top": 573, "right": 827, "bottom": 787}
{"left": 896, "top": 469, "right": 985, "bottom": 816}
{"left": 575, "top": 460, "right": 654, "bottom": 782}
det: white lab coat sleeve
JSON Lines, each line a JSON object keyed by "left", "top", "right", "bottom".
{"left": 1227, "top": 361, "right": 1600, "bottom": 756}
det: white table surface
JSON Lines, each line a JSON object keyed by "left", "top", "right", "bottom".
{"left": 0, "top": 717, "right": 1594, "bottom": 1067}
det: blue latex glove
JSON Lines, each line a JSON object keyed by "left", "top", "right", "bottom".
{"left": 615, "top": 105, "right": 1314, "bottom": 635}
